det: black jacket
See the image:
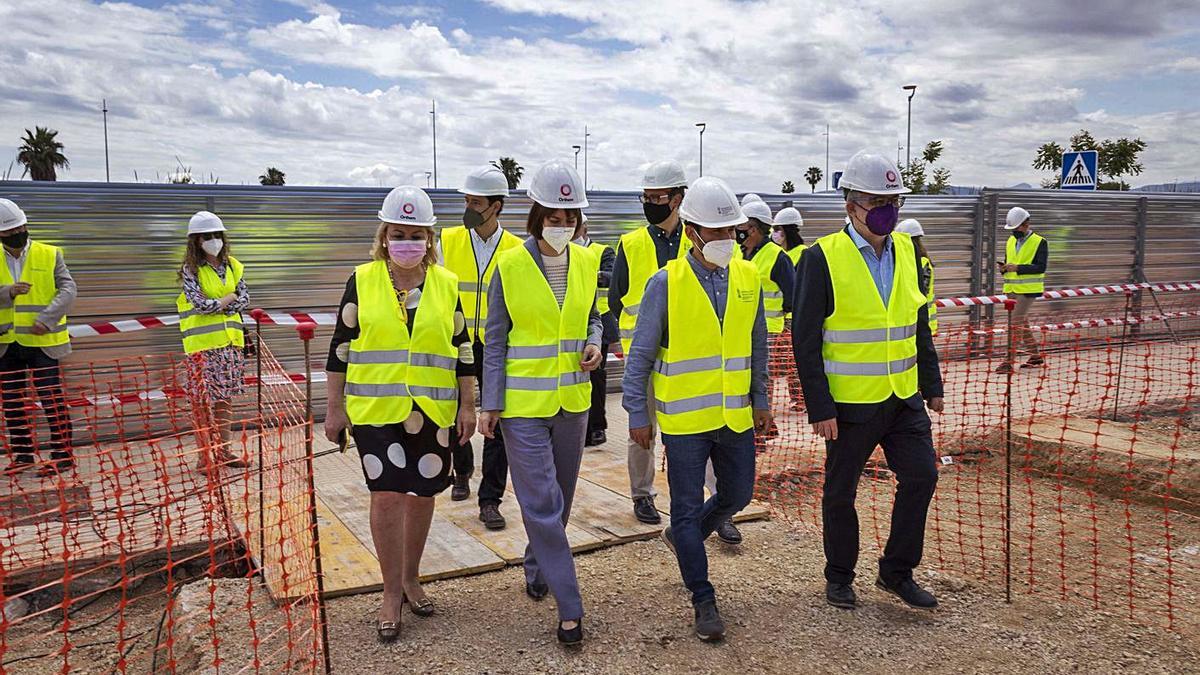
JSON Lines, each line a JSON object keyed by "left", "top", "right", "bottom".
{"left": 791, "top": 227, "right": 944, "bottom": 424}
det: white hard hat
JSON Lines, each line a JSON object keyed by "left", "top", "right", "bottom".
{"left": 741, "top": 199, "right": 774, "bottom": 226}
{"left": 379, "top": 185, "right": 437, "bottom": 226}
{"left": 1005, "top": 206, "right": 1030, "bottom": 230}
{"left": 458, "top": 165, "right": 509, "bottom": 197}
{"left": 639, "top": 160, "right": 689, "bottom": 190}
{"left": 774, "top": 207, "right": 803, "bottom": 228}
{"left": 740, "top": 193, "right": 764, "bottom": 206}
{"left": 0, "top": 198, "right": 27, "bottom": 232}
{"left": 896, "top": 218, "right": 924, "bottom": 237}
{"left": 679, "top": 176, "right": 746, "bottom": 229}
{"left": 839, "top": 151, "right": 910, "bottom": 196}
{"left": 527, "top": 160, "right": 589, "bottom": 209}
{"left": 187, "top": 210, "right": 226, "bottom": 235}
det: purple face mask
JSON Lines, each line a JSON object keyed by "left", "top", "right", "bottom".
{"left": 864, "top": 203, "right": 899, "bottom": 236}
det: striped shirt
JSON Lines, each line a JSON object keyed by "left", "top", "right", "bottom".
{"left": 543, "top": 251, "right": 570, "bottom": 305}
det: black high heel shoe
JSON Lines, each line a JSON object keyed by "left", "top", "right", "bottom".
{"left": 404, "top": 591, "right": 435, "bottom": 618}
{"left": 557, "top": 619, "right": 583, "bottom": 646}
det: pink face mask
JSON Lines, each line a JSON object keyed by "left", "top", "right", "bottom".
{"left": 388, "top": 239, "right": 426, "bottom": 268}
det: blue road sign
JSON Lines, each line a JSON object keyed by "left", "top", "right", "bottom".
{"left": 832, "top": 171, "right": 844, "bottom": 190}
{"left": 1061, "top": 150, "right": 1098, "bottom": 190}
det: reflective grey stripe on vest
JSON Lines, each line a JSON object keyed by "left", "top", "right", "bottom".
{"left": 180, "top": 322, "right": 237, "bottom": 338}
{"left": 14, "top": 305, "right": 48, "bottom": 313}
{"left": 409, "top": 352, "right": 457, "bottom": 370}
{"left": 823, "top": 355, "right": 918, "bottom": 376}
{"left": 724, "top": 356, "right": 751, "bottom": 371}
{"left": 560, "top": 339, "right": 587, "bottom": 352}
{"left": 178, "top": 308, "right": 198, "bottom": 319}
{"left": 408, "top": 385, "right": 458, "bottom": 400}
{"left": 654, "top": 354, "right": 722, "bottom": 376}
{"left": 459, "top": 281, "right": 487, "bottom": 293}
{"left": 762, "top": 291, "right": 784, "bottom": 299}
{"left": 619, "top": 328, "right": 636, "bottom": 339}
{"left": 765, "top": 310, "right": 785, "bottom": 318}
{"left": 622, "top": 303, "right": 640, "bottom": 317}
{"left": 507, "top": 344, "right": 558, "bottom": 359}
{"left": 560, "top": 371, "right": 589, "bottom": 386}
{"left": 724, "top": 394, "right": 751, "bottom": 409}
{"left": 822, "top": 323, "right": 918, "bottom": 344}
{"left": 507, "top": 375, "right": 560, "bottom": 391}
{"left": 345, "top": 382, "right": 410, "bottom": 397}
{"left": 348, "top": 349, "right": 409, "bottom": 365}
{"left": 655, "top": 392, "right": 752, "bottom": 415}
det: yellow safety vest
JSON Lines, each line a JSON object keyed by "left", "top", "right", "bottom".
{"left": 819, "top": 230, "right": 925, "bottom": 404}
{"left": 441, "top": 225, "right": 523, "bottom": 344}
{"left": 1003, "top": 233, "right": 1045, "bottom": 295}
{"left": 496, "top": 243, "right": 597, "bottom": 418}
{"left": 587, "top": 241, "right": 611, "bottom": 315}
{"left": 652, "top": 257, "right": 758, "bottom": 435}
{"left": 345, "top": 262, "right": 460, "bottom": 428}
{"left": 786, "top": 244, "right": 807, "bottom": 265}
{"left": 921, "top": 256, "right": 938, "bottom": 336}
{"left": 0, "top": 241, "right": 70, "bottom": 348}
{"left": 617, "top": 226, "right": 690, "bottom": 354}
{"left": 177, "top": 257, "right": 245, "bottom": 355}
{"left": 750, "top": 242, "right": 786, "bottom": 334}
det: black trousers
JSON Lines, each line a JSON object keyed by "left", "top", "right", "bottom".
{"left": 451, "top": 341, "right": 508, "bottom": 506}
{"left": 0, "top": 344, "right": 74, "bottom": 461}
{"left": 822, "top": 396, "right": 938, "bottom": 585}
{"left": 586, "top": 343, "right": 608, "bottom": 434}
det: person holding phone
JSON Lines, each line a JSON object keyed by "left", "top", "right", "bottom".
{"left": 323, "top": 186, "right": 477, "bottom": 642}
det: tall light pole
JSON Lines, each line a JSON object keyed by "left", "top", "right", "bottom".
{"left": 903, "top": 84, "right": 917, "bottom": 168}
{"left": 583, "top": 126, "right": 591, "bottom": 189}
{"left": 102, "top": 98, "right": 110, "bottom": 182}
{"left": 430, "top": 99, "right": 438, "bottom": 188}
{"left": 572, "top": 145, "right": 581, "bottom": 170}
{"left": 696, "top": 122, "right": 707, "bottom": 176}
{"left": 823, "top": 124, "right": 830, "bottom": 190}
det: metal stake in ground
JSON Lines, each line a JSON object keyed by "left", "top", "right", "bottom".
{"left": 1003, "top": 298, "right": 1015, "bottom": 604}
{"left": 1112, "top": 293, "right": 1132, "bottom": 422}
{"left": 297, "top": 321, "right": 332, "bottom": 675}
{"left": 253, "top": 308, "right": 267, "bottom": 572}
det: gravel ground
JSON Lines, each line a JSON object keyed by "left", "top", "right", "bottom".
{"left": 323, "top": 519, "right": 1199, "bottom": 674}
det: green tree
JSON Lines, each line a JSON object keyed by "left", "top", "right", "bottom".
{"left": 921, "top": 140, "right": 944, "bottom": 164}
{"left": 781, "top": 180, "right": 795, "bottom": 193}
{"left": 927, "top": 167, "right": 952, "bottom": 195}
{"left": 259, "top": 167, "right": 286, "bottom": 186}
{"left": 1098, "top": 137, "right": 1147, "bottom": 187}
{"left": 803, "top": 166, "right": 823, "bottom": 192}
{"left": 901, "top": 160, "right": 927, "bottom": 194}
{"left": 899, "top": 140, "right": 950, "bottom": 194}
{"left": 491, "top": 157, "right": 523, "bottom": 189}
{"left": 17, "top": 127, "right": 69, "bottom": 181}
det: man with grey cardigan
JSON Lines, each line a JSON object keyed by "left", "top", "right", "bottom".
{"left": 0, "top": 198, "right": 78, "bottom": 476}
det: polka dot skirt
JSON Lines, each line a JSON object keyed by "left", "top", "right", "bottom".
{"left": 352, "top": 403, "right": 454, "bottom": 495}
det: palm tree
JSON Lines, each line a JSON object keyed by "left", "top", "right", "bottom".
{"left": 259, "top": 167, "right": 286, "bottom": 186}
{"left": 804, "top": 166, "right": 823, "bottom": 193}
{"left": 17, "top": 127, "right": 69, "bottom": 181}
{"left": 491, "top": 157, "right": 523, "bottom": 189}
{"left": 781, "top": 180, "right": 795, "bottom": 194}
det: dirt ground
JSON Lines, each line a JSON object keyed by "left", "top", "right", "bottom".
{"left": 322, "top": 519, "right": 1199, "bottom": 675}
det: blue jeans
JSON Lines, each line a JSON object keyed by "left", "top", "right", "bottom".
{"left": 662, "top": 425, "right": 756, "bottom": 606}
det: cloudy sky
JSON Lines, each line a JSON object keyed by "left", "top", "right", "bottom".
{"left": 2, "top": 0, "right": 1199, "bottom": 191}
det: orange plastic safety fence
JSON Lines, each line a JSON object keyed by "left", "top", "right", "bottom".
{"left": 758, "top": 292, "right": 1200, "bottom": 637}
{"left": 0, "top": 338, "right": 324, "bottom": 673}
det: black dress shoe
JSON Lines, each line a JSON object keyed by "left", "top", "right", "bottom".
{"left": 557, "top": 619, "right": 583, "bottom": 646}
{"left": 479, "top": 503, "right": 506, "bottom": 530}
{"left": 526, "top": 581, "right": 549, "bottom": 600}
{"left": 825, "top": 582, "right": 857, "bottom": 609}
{"left": 633, "top": 496, "right": 661, "bottom": 524}
{"left": 875, "top": 576, "right": 938, "bottom": 609}
{"left": 586, "top": 429, "right": 607, "bottom": 446}
{"left": 715, "top": 519, "right": 742, "bottom": 545}
{"left": 693, "top": 600, "right": 725, "bottom": 642}
{"left": 451, "top": 475, "right": 470, "bottom": 501}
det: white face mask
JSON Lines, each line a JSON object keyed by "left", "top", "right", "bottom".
{"left": 697, "top": 236, "right": 736, "bottom": 269}
{"left": 572, "top": 236, "right": 588, "bottom": 247}
{"left": 201, "top": 238, "right": 224, "bottom": 257}
{"left": 542, "top": 226, "right": 574, "bottom": 254}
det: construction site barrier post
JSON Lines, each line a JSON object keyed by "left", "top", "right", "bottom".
{"left": 296, "top": 321, "right": 332, "bottom": 675}
{"left": 252, "top": 308, "right": 267, "bottom": 574}
{"left": 1002, "top": 297, "right": 1015, "bottom": 605}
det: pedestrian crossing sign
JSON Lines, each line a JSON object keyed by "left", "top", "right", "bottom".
{"left": 1061, "top": 150, "right": 1098, "bottom": 190}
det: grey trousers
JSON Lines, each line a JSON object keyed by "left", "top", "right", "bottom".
{"left": 627, "top": 382, "right": 659, "bottom": 499}
{"left": 501, "top": 410, "right": 588, "bottom": 621}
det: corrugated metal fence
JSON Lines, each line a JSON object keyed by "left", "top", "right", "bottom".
{"left": 2, "top": 181, "right": 1198, "bottom": 398}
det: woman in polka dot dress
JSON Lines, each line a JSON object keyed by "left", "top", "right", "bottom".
{"left": 323, "top": 186, "right": 477, "bottom": 642}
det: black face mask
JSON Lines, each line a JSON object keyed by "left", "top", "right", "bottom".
{"left": 463, "top": 205, "right": 488, "bottom": 230}
{"left": 734, "top": 228, "right": 750, "bottom": 245}
{"left": 1, "top": 230, "right": 28, "bottom": 249}
{"left": 1012, "top": 228, "right": 1027, "bottom": 240}
{"left": 643, "top": 201, "right": 673, "bottom": 226}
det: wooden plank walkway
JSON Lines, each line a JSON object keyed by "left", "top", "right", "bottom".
{"left": 309, "top": 392, "right": 771, "bottom": 598}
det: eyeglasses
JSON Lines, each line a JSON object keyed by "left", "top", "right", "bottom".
{"left": 852, "top": 194, "right": 905, "bottom": 209}
{"left": 199, "top": 232, "right": 223, "bottom": 241}
{"left": 639, "top": 193, "right": 672, "bottom": 205}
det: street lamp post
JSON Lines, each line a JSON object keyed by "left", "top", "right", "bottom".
{"left": 102, "top": 99, "right": 110, "bottom": 183}
{"left": 430, "top": 100, "right": 438, "bottom": 188}
{"left": 572, "top": 145, "right": 581, "bottom": 170}
{"left": 696, "top": 122, "right": 707, "bottom": 176}
{"left": 903, "top": 84, "right": 917, "bottom": 168}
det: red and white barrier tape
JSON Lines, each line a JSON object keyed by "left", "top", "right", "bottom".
{"left": 61, "top": 282, "right": 1200, "bottom": 338}
{"left": 57, "top": 372, "right": 326, "bottom": 409}
{"left": 933, "top": 282, "right": 1200, "bottom": 309}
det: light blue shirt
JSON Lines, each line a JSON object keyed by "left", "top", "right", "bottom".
{"left": 846, "top": 222, "right": 894, "bottom": 306}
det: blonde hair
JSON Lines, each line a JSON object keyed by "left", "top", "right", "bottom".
{"left": 371, "top": 221, "right": 438, "bottom": 268}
